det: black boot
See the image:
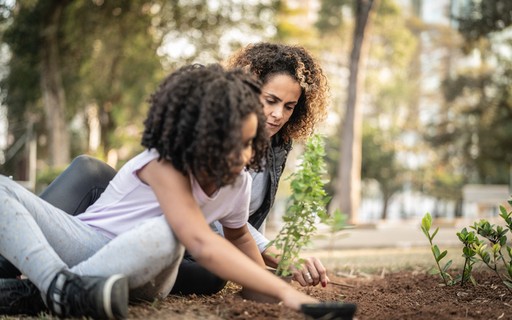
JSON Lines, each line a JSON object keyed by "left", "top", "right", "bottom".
{"left": 0, "top": 255, "right": 21, "bottom": 279}
{"left": 46, "top": 270, "right": 129, "bottom": 319}
{"left": 0, "top": 278, "right": 46, "bottom": 315}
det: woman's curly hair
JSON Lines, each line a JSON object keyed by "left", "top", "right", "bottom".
{"left": 225, "top": 42, "right": 329, "bottom": 143}
{"left": 141, "top": 64, "right": 268, "bottom": 187}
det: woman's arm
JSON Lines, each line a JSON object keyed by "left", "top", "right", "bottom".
{"left": 138, "top": 160, "right": 317, "bottom": 310}
{"left": 223, "top": 225, "right": 265, "bottom": 267}
{"left": 261, "top": 237, "right": 330, "bottom": 287}
{"left": 246, "top": 222, "right": 330, "bottom": 287}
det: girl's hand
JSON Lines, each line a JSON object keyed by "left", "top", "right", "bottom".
{"left": 291, "top": 256, "right": 330, "bottom": 287}
{"left": 280, "top": 287, "right": 318, "bottom": 310}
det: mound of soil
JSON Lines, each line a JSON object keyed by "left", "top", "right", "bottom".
{"left": 129, "top": 270, "right": 511, "bottom": 319}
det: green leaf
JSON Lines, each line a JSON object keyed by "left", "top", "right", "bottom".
{"left": 421, "top": 213, "right": 432, "bottom": 231}
{"left": 438, "top": 250, "right": 448, "bottom": 261}
{"left": 421, "top": 226, "right": 430, "bottom": 240}
{"left": 442, "top": 260, "right": 453, "bottom": 272}
{"left": 431, "top": 227, "right": 439, "bottom": 239}
{"left": 432, "top": 245, "right": 441, "bottom": 259}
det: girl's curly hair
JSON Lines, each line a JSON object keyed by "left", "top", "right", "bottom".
{"left": 225, "top": 42, "right": 329, "bottom": 143}
{"left": 141, "top": 64, "right": 268, "bottom": 187}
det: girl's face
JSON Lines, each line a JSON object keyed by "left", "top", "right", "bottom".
{"left": 230, "top": 112, "right": 258, "bottom": 175}
{"left": 260, "top": 73, "right": 302, "bottom": 137}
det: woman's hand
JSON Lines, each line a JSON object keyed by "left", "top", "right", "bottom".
{"left": 291, "top": 256, "right": 330, "bottom": 287}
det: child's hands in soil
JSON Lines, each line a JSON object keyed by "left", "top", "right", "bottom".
{"left": 280, "top": 287, "right": 318, "bottom": 310}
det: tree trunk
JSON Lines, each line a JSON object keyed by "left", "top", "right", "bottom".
{"left": 334, "top": 0, "right": 380, "bottom": 223}
{"left": 381, "top": 195, "right": 389, "bottom": 220}
{"left": 40, "top": 1, "right": 70, "bottom": 168}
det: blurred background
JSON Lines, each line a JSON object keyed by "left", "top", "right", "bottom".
{"left": 0, "top": 0, "right": 511, "bottom": 232}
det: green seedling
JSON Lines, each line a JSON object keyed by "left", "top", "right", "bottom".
{"left": 268, "top": 134, "right": 332, "bottom": 277}
{"left": 421, "top": 212, "right": 454, "bottom": 286}
{"left": 469, "top": 203, "right": 512, "bottom": 294}
{"left": 456, "top": 227, "right": 479, "bottom": 286}
{"left": 422, "top": 198, "right": 512, "bottom": 295}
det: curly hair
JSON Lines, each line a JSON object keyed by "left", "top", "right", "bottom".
{"left": 141, "top": 64, "right": 268, "bottom": 187}
{"left": 225, "top": 42, "right": 329, "bottom": 143}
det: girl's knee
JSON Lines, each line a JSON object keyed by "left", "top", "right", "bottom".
{"left": 0, "top": 175, "right": 14, "bottom": 196}
{"left": 0, "top": 175, "right": 27, "bottom": 200}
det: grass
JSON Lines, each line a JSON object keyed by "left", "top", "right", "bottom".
{"left": 307, "top": 246, "right": 467, "bottom": 275}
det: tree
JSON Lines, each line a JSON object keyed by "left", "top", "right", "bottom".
{"left": 334, "top": 0, "right": 380, "bottom": 223}
{"left": 318, "top": 0, "right": 419, "bottom": 221}
{"left": 1, "top": 1, "right": 73, "bottom": 168}
{"left": 455, "top": 0, "right": 512, "bottom": 44}
{"left": 1, "top": 1, "right": 278, "bottom": 178}
{"left": 1, "top": 2, "right": 42, "bottom": 178}
{"left": 40, "top": 1, "right": 71, "bottom": 167}
{"left": 425, "top": 0, "right": 512, "bottom": 186}
{"left": 361, "top": 125, "right": 403, "bottom": 220}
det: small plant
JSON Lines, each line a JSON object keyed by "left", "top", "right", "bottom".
{"left": 268, "top": 134, "right": 331, "bottom": 277}
{"left": 421, "top": 198, "right": 512, "bottom": 295}
{"left": 456, "top": 227, "right": 479, "bottom": 286}
{"left": 421, "top": 212, "right": 454, "bottom": 286}
{"left": 470, "top": 206, "right": 512, "bottom": 293}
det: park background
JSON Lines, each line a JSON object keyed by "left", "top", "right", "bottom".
{"left": 0, "top": 0, "right": 511, "bottom": 246}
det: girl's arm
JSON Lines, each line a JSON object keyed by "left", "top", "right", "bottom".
{"left": 138, "top": 159, "right": 317, "bottom": 310}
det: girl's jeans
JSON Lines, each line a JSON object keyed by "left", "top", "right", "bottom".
{"left": 0, "top": 175, "right": 184, "bottom": 300}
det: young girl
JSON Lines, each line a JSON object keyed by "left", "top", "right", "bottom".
{"left": 171, "top": 42, "right": 331, "bottom": 295}
{"left": 0, "top": 64, "right": 317, "bottom": 318}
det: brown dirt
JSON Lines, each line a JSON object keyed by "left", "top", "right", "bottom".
{"left": 5, "top": 248, "right": 511, "bottom": 319}
{"left": 128, "top": 268, "right": 511, "bottom": 320}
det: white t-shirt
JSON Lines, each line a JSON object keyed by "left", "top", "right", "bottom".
{"left": 78, "top": 149, "right": 251, "bottom": 239}
{"left": 212, "top": 168, "right": 271, "bottom": 253}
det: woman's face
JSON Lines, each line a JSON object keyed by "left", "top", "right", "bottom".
{"left": 260, "top": 74, "right": 302, "bottom": 137}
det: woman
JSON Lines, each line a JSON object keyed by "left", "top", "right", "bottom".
{"left": 170, "top": 42, "right": 330, "bottom": 295}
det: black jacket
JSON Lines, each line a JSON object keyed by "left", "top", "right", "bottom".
{"left": 248, "top": 134, "right": 292, "bottom": 230}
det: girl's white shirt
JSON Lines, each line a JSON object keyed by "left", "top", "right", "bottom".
{"left": 77, "top": 149, "right": 251, "bottom": 239}
{"left": 212, "top": 169, "right": 271, "bottom": 253}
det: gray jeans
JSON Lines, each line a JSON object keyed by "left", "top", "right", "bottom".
{"left": 0, "top": 175, "right": 184, "bottom": 301}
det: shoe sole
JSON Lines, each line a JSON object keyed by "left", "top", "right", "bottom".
{"left": 102, "top": 274, "right": 128, "bottom": 319}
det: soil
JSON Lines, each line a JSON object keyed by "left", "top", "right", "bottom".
{"left": 128, "top": 268, "right": 511, "bottom": 320}
{"left": 5, "top": 248, "right": 511, "bottom": 319}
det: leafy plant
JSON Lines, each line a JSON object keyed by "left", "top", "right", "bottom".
{"left": 421, "top": 198, "right": 512, "bottom": 295}
{"left": 268, "top": 134, "right": 331, "bottom": 277}
{"left": 470, "top": 205, "right": 512, "bottom": 293}
{"left": 456, "top": 227, "right": 479, "bottom": 286}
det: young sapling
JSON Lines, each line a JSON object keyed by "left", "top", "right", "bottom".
{"left": 421, "top": 212, "right": 454, "bottom": 286}
{"left": 268, "top": 134, "right": 331, "bottom": 277}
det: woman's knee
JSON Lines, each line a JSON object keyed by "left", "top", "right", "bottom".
{"left": 171, "top": 258, "right": 227, "bottom": 295}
